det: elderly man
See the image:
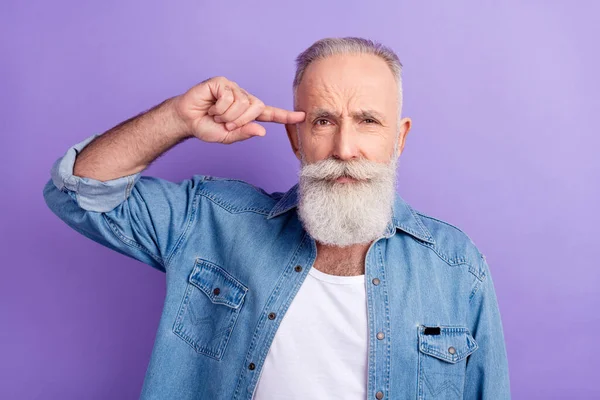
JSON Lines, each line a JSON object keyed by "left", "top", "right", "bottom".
{"left": 44, "top": 37, "right": 510, "bottom": 399}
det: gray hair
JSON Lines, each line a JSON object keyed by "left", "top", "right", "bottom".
{"left": 293, "top": 37, "right": 404, "bottom": 119}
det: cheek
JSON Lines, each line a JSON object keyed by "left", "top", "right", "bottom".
{"left": 356, "top": 134, "right": 396, "bottom": 161}
{"left": 299, "top": 132, "right": 334, "bottom": 162}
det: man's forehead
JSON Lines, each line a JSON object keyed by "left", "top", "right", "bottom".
{"left": 300, "top": 74, "right": 391, "bottom": 99}
{"left": 298, "top": 83, "right": 394, "bottom": 122}
{"left": 296, "top": 55, "right": 397, "bottom": 113}
{"left": 302, "top": 53, "right": 395, "bottom": 84}
{"left": 299, "top": 76, "right": 391, "bottom": 107}
{"left": 304, "top": 54, "right": 393, "bottom": 86}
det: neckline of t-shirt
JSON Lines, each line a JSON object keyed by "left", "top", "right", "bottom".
{"left": 308, "top": 266, "right": 365, "bottom": 285}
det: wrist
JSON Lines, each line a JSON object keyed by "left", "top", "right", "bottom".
{"left": 165, "top": 96, "right": 193, "bottom": 140}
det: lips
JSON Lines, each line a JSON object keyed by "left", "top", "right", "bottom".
{"left": 335, "top": 176, "right": 357, "bottom": 183}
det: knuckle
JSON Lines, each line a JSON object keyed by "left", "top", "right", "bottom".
{"left": 223, "top": 90, "right": 234, "bottom": 101}
{"left": 233, "top": 120, "right": 247, "bottom": 129}
{"left": 206, "top": 76, "right": 225, "bottom": 87}
{"left": 240, "top": 96, "right": 250, "bottom": 106}
{"left": 216, "top": 103, "right": 229, "bottom": 113}
{"left": 234, "top": 113, "right": 251, "bottom": 125}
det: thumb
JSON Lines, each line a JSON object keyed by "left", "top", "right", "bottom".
{"left": 224, "top": 122, "right": 266, "bottom": 143}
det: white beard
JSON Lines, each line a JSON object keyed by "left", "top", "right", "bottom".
{"left": 297, "top": 153, "right": 398, "bottom": 247}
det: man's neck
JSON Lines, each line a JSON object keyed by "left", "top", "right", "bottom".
{"left": 313, "top": 241, "right": 373, "bottom": 276}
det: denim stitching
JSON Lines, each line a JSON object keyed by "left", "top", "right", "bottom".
{"left": 408, "top": 206, "right": 435, "bottom": 242}
{"left": 190, "top": 259, "right": 248, "bottom": 308}
{"left": 267, "top": 185, "right": 295, "bottom": 218}
{"left": 418, "top": 325, "right": 479, "bottom": 363}
{"left": 416, "top": 211, "right": 486, "bottom": 267}
{"left": 101, "top": 213, "right": 164, "bottom": 269}
{"left": 413, "top": 239, "right": 482, "bottom": 281}
{"left": 204, "top": 176, "right": 274, "bottom": 197}
{"left": 172, "top": 258, "right": 247, "bottom": 360}
{"left": 417, "top": 325, "right": 424, "bottom": 400}
{"left": 366, "top": 242, "right": 377, "bottom": 399}
{"left": 422, "top": 370, "right": 462, "bottom": 397}
{"left": 469, "top": 273, "right": 487, "bottom": 304}
{"left": 125, "top": 175, "right": 135, "bottom": 200}
{"left": 172, "top": 284, "right": 241, "bottom": 360}
{"left": 197, "top": 190, "right": 271, "bottom": 215}
{"left": 165, "top": 191, "right": 201, "bottom": 268}
{"left": 376, "top": 241, "right": 392, "bottom": 397}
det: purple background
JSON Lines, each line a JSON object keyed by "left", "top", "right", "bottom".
{"left": 1, "top": 1, "right": 598, "bottom": 398}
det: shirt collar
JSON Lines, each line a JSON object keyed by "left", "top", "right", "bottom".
{"left": 267, "top": 182, "right": 435, "bottom": 244}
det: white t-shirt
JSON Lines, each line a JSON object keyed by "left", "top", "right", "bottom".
{"left": 252, "top": 266, "right": 368, "bottom": 399}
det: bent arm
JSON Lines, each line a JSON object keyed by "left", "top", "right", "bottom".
{"left": 73, "top": 96, "right": 191, "bottom": 182}
{"left": 43, "top": 97, "right": 201, "bottom": 272}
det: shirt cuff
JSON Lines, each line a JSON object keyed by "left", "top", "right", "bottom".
{"left": 50, "top": 134, "right": 142, "bottom": 212}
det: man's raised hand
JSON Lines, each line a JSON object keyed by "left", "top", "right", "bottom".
{"left": 173, "top": 76, "right": 305, "bottom": 144}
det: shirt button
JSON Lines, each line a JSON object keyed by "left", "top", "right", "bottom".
{"left": 372, "top": 278, "right": 380, "bottom": 285}
{"left": 248, "top": 362, "right": 256, "bottom": 370}
{"left": 268, "top": 312, "right": 277, "bottom": 320}
{"left": 213, "top": 287, "right": 220, "bottom": 295}
{"left": 294, "top": 265, "right": 303, "bottom": 272}
{"left": 376, "top": 332, "right": 385, "bottom": 340}
{"left": 448, "top": 346, "right": 456, "bottom": 355}
{"left": 376, "top": 391, "right": 384, "bottom": 399}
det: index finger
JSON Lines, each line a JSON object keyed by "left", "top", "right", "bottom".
{"left": 256, "top": 106, "right": 305, "bottom": 124}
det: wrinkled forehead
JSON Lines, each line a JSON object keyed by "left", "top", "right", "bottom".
{"left": 295, "top": 54, "right": 398, "bottom": 115}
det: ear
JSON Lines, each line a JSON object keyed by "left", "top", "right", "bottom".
{"left": 396, "top": 117, "right": 412, "bottom": 157}
{"left": 285, "top": 123, "right": 302, "bottom": 161}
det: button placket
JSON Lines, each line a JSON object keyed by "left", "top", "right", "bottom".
{"left": 365, "top": 239, "right": 391, "bottom": 400}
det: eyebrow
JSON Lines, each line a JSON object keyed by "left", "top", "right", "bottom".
{"left": 308, "top": 108, "right": 386, "bottom": 122}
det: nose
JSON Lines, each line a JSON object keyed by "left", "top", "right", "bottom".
{"left": 332, "top": 121, "right": 360, "bottom": 161}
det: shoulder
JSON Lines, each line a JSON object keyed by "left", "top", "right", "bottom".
{"left": 412, "top": 207, "right": 487, "bottom": 281}
{"left": 191, "top": 174, "right": 279, "bottom": 216}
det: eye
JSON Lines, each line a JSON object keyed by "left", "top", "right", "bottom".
{"left": 364, "top": 118, "right": 378, "bottom": 124}
{"left": 314, "top": 119, "right": 331, "bottom": 126}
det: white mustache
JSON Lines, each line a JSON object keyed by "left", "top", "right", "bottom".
{"left": 299, "top": 157, "right": 395, "bottom": 181}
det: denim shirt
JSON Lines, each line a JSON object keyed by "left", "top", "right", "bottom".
{"left": 43, "top": 134, "right": 511, "bottom": 400}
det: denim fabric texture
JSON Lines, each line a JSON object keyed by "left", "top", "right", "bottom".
{"left": 43, "top": 134, "right": 511, "bottom": 399}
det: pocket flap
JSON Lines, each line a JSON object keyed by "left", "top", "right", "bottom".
{"left": 418, "top": 325, "right": 478, "bottom": 363}
{"left": 188, "top": 258, "right": 248, "bottom": 309}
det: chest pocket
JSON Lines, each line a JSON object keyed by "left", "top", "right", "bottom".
{"left": 417, "top": 325, "right": 479, "bottom": 399}
{"left": 173, "top": 258, "right": 248, "bottom": 360}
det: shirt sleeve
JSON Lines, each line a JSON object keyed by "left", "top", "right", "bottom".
{"left": 464, "top": 254, "right": 512, "bottom": 399}
{"left": 43, "top": 134, "right": 203, "bottom": 273}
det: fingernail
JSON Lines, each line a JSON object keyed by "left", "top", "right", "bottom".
{"left": 226, "top": 122, "right": 236, "bottom": 131}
